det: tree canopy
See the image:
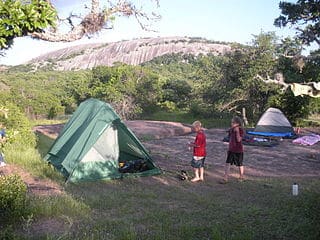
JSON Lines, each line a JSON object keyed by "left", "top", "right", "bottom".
{"left": 0, "top": 0, "right": 160, "bottom": 50}
{"left": 1, "top": 32, "right": 319, "bottom": 124}
{"left": 274, "top": 0, "right": 320, "bottom": 46}
{"left": 0, "top": 0, "right": 56, "bottom": 49}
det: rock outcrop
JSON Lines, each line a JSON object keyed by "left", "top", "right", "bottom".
{"left": 29, "top": 37, "right": 231, "bottom": 71}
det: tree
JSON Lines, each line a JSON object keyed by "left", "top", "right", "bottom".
{"left": 0, "top": 0, "right": 160, "bottom": 50}
{"left": 0, "top": 0, "right": 57, "bottom": 50}
{"left": 161, "top": 79, "right": 192, "bottom": 108}
{"left": 216, "top": 32, "right": 280, "bottom": 118}
{"left": 0, "top": 102, "right": 36, "bottom": 146}
{"left": 274, "top": 0, "right": 320, "bottom": 46}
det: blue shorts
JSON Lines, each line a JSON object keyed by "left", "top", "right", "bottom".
{"left": 191, "top": 157, "right": 205, "bottom": 168}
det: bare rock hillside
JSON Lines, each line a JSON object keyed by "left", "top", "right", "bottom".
{"left": 29, "top": 37, "right": 232, "bottom": 71}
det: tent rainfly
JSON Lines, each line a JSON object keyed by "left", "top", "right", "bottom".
{"left": 45, "top": 99, "right": 161, "bottom": 182}
{"left": 247, "top": 107, "right": 295, "bottom": 138}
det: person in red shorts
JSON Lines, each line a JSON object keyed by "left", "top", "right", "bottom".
{"left": 222, "top": 116, "right": 245, "bottom": 183}
{"left": 188, "top": 121, "right": 206, "bottom": 182}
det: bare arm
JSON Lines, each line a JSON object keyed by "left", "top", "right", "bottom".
{"left": 235, "top": 127, "right": 242, "bottom": 143}
{"left": 188, "top": 142, "right": 199, "bottom": 147}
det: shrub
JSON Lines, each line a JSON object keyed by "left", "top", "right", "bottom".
{"left": 0, "top": 102, "right": 36, "bottom": 147}
{"left": 0, "top": 174, "right": 27, "bottom": 222}
{"left": 158, "top": 100, "right": 177, "bottom": 112}
{"left": 267, "top": 90, "right": 310, "bottom": 124}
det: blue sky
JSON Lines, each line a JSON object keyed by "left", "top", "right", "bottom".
{"left": 0, "top": 0, "right": 299, "bottom": 65}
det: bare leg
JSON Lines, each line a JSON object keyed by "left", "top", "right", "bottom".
{"left": 199, "top": 167, "right": 204, "bottom": 181}
{"left": 239, "top": 166, "right": 244, "bottom": 180}
{"left": 223, "top": 163, "right": 230, "bottom": 181}
{"left": 191, "top": 168, "right": 200, "bottom": 182}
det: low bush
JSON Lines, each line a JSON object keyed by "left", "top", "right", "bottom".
{"left": 0, "top": 102, "right": 36, "bottom": 147}
{"left": 0, "top": 174, "right": 27, "bottom": 222}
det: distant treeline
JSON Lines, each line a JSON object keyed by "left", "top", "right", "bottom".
{"left": 0, "top": 32, "right": 319, "bottom": 124}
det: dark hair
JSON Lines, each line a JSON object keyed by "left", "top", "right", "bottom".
{"left": 232, "top": 116, "right": 243, "bottom": 127}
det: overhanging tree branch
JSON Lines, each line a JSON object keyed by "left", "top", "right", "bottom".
{"left": 255, "top": 74, "right": 289, "bottom": 92}
{"left": 217, "top": 96, "right": 246, "bottom": 112}
{"left": 30, "top": 0, "right": 160, "bottom": 42}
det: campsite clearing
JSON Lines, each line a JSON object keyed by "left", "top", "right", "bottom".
{"left": 1, "top": 122, "right": 320, "bottom": 239}
{"left": 35, "top": 121, "right": 320, "bottom": 179}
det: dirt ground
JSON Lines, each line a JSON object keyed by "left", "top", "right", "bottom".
{"left": 146, "top": 128, "right": 320, "bottom": 181}
{"left": 2, "top": 122, "right": 319, "bottom": 197}
{"left": 0, "top": 164, "right": 63, "bottom": 196}
{"left": 34, "top": 121, "right": 320, "bottom": 181}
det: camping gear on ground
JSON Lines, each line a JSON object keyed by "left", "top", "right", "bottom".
{"left": 118, "top": 159, "right": 149, "bottom": 173}
{"left": 222, "top": 134, "right": 279, "bottom": 147}
{"left": 45, "top": 99, "right": 161, "bottom": 182}
{"left": 247, "top": 108, "right": 295, "bottom": 138}
{"left": 293, "top": 134, "right": 320, "bottom": 146}
{"left": 178, "top": 170, "right": 188, "bottom": 181}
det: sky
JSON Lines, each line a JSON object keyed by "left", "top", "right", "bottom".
{"left": 0, "top": 0, "right": 301, "bottom": 65}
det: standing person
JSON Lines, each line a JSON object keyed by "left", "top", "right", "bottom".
{"left": 0, "top": 123, "right": 6, "bottom": 167}
{"left": 222, "top": 116, "right": 244, "bottom": 183}
{"left": 189, "top": 121, "right": 206, "bottom": 182}
{"left": 0, "top": 123, "right": 6, "bottom": 142}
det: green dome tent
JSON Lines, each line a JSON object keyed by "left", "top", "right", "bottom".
{"left": 45, "top": 99, "right": 161, "bottom": 182}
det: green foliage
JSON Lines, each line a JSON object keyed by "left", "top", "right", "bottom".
{"left": 0, "top": 226, "right": 20, "bottom": 240}
{"left": 0, "top": 71, "right": 92, "bottom": 118}
{"left": 267, "top": 90, "right": 310, "bottom": 123}
{"left": 274, "top": 0, "right": 320, "bottom": 46}
{"left": 1, "top": 32, "right": 318, "bottom": 124}
{"left": 309, "top": 98, "right": 320, "bottom": 114}
{"left": 88, "top": 65, "right": 162, "bottom": 119}
{"left": 303, "top": 50, "right": 320, "bottom": 82}
{"left": 0, "top": 102, "right": 36, "bottom": 147}
{"left": 0, "top": 0, "right": 57, "bottom": 49}
{"left": 143, "top": 110, "right": 231, "bottom": 128}
{"left": 13, "top": 177, "right": 318, "bottom": 239}
{"left": 29, "top": 194, "right": 90, "bottom": 219}
{"left": 0, "top": 174, "right": 27, "bottom": 222}
{"left": 4, "top": 140, "right": 64, "bottom": 182}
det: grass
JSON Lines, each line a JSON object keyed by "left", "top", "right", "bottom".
{"left": 36, "top": 132, "right": 55, "bottom": 158}
{"left": 1, "top": 136, "right": 91, "bottom": 239}
{"left": 13, "top": 177, "right": 319, "bottom": 240}
{"left": 3, "top": 141, "right": 63, "bottom": 183}
{"left": 3, "top": 139, "right": 319, "bottom": 240}
{"left": 299, "top": 114, "right": 320, "bottom": 127}
{"left": 30, "top": 118, "right": 67, "bottom": 127}
{"left": 142, "top": 110, "right": 231, "bottom": 128}
{"left": 28, "top": 194, "right": 90, "bottom": 219}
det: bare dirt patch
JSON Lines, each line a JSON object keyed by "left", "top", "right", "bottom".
{"left": 144, "top": 128, "right": 320, "bottom": 181}
{"left": 18, "top": 218, "right": 71, "bottom": 239}
{"left": 0, "top": 164, "right": 63, "bottom": 196}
